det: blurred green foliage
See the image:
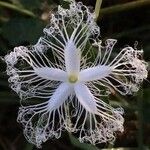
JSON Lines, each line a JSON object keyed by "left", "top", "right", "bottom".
{"left": 0, "top": 0, "right": 150, "bottom": 150}
{"left": 2, "top": 18, "right": 45, "bottom": 45}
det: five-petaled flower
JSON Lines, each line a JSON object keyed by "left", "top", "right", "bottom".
{"left": 4, "top": 1, "right": 148, "bottom": 148}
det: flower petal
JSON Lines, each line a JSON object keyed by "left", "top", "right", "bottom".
{"left": 72, "top": 83, "right": 124, "bottom": 145}
{"left": 34, "top": 67, "right": 67, "bottom": 82}
{"left": 79, "top": 66, "right": 111, "bottom": 82}
{"left": 64, "top": 39, "right": 80, "bottom": 75}
{"left": 17, "top": 82, "right": 73, "bottom": 148}
{"left": 48, "top": 82, "right": 73, "bottom": 111}
{"left": 74, "top": 83, "right": 97, "bottom": 114}
{"left": 103, "top": 47, "right": 148, "bottom": 95}
{"left": 4, "top": 46, "right": 68, "bottom": 100}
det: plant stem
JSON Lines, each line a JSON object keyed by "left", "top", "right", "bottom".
{"left": 99, "top": 0, "right": 150, "bottom": 19}
{"left": 0, "top": 1, "right": 35, "bottom": 17}
{"left": 94, "top": 0, "right": 102, "bottom": 21}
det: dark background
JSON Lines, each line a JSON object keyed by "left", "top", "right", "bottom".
{"left": 0, "top": 0, "right": 150, "bottom": 149}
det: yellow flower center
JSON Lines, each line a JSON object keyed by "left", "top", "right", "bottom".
{"left": 68, "top": 74, "right": 78, "bottom": 83}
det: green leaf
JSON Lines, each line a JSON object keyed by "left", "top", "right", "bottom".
{"left": 9, "top": 0, "right": 22, "bottom": 7}
{"left": 1, "top": 17, "right": 45, "bottom": 45}
{"left": 0, "top": 1, "right": 35, "bottom": 17}
{"left": 20, "top": 0, "right": 41, "bottom": 10}
{"left": 69, "top": 133, "right": 99, "bottom": 150}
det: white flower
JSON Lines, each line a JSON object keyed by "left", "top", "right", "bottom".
{"left": 4, "top": 2, "right": 147, "bottom": 148}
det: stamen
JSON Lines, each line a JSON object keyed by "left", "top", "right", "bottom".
{"left": 68, "top": 74, "right": 78, "bottom": 83}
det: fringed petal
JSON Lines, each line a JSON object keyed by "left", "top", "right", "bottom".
{"left": 64, "top": 87, "right": 124, "bottom": 145}
{"left": 79, "top": 66, "right": 111, "bottom": 82}
{"left": 64, "top": 39, "right": 80, "bottom": 74}
{"left": 71, "top": 83, "right": 124, "bottom": 145}
{"left": 86, "top": 39, "right": 148, "bottom": 95}
{"left": 74, "top": 83, "right": 97, "bottom": 113}
{"left": 4, "top": 46, "right": 66, "bottom": 100}
{"left": 48, "top": 83, "right": 73, "bottom": 111}
{"left": 37, "top": 1, "right": 100, "bottom": 73}
{"left": 17, "top": 83, "right": 73, "bottom": 148}
{"left": 34, "top": 67, "right": 67, "bottom": 82}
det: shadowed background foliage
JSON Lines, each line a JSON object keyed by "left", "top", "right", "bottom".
{"left": 0, "top": 0, "right": 150, "bottom": 150}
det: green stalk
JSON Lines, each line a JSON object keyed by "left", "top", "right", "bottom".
{"left": 99, "top": 0, "right": 150, "bottom": 19}
{"left": 0, "top": 1, "right": 35, "bottom": 17}
{"left": 94, "top": 0, "right": 102, "bottom": 21}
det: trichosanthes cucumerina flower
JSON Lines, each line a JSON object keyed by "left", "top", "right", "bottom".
{"left": 4, "top": 1, "right": 148, "bottom": 148}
